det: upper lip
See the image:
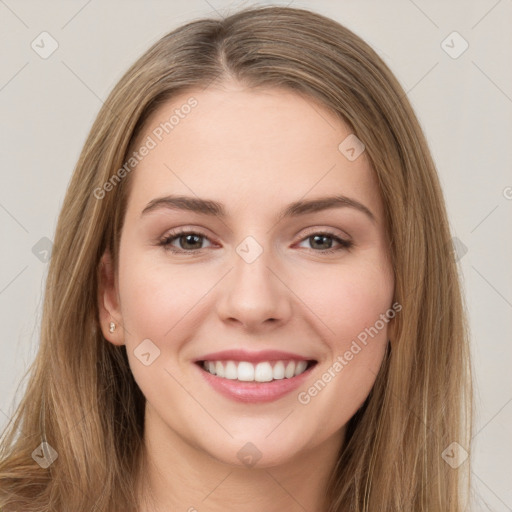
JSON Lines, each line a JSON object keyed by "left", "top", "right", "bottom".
{"left": 194, "top": 349, "right": 316, "bottom": 364}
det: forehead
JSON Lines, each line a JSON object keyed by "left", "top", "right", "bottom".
{"left": 125, "top": 84, "right": 383, "bottom": 222}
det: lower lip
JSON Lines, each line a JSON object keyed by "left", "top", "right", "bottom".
{"left": 195, "top": 362, "right": 316, "bottom": 403}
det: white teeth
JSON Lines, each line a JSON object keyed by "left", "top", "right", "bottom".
{"left": 284, "top": 361, "right": 295, "bottom": 379}
{"left": 215, "top": 361, "right": 225, "bottom": 378}
{"left": 294, "top": 360, "right": 307, "bottom": 376}
{"left": 273, "top": 361, "right": 285, "bottom": 379}
{"left": 254, "top": 362, "right": 273, "bottom": 382}
{"left": 225, "top": 361, "right": 238, "bottom": 380}
{"left": 237, "top": 362, "right": 255, "bottom": 381}
{"left": 201, "top": 359, "right": 311, "bottom": 382}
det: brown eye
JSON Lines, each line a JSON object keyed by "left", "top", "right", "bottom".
{"left": 297, "top": 231, "right": 353, "bottom": 254}
{"left": 176, "top": 233, "right": 204, "bottom": 250}
{"left": 309, "top": 234, "right": 334, "bottom": 250}
{"left": 159, "top": 230, "right": 213, "bottom": 253}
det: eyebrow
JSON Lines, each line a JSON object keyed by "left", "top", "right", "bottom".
{"left": 141, "top": 194, "right": 376, "bottom": 223}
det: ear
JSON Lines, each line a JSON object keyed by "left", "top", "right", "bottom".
{"left": 97, "top": 250, "right": 125, "bottom": 346}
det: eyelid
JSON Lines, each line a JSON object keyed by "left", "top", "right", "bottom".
{"left": 158, "top": 225, "right": 353, "bottom": 255}
{"left": 158, "top": 227, "right": 216, "bottom": 250}
{"left": 297, "top": 225, "right": 352, "bottom": 242}
{"left": 159, "top": 225, "right": 351, "bottom": 242}
{"left": 293, "top": 228, "right": 353, "bottom": 253}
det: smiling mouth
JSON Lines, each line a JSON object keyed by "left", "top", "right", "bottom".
{"left": 196, "top": 359, "right": 317, "bottom": 383}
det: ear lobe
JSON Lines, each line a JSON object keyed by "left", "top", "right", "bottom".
{"left": 97, "top": 250, "right": 124, "bottom": 345}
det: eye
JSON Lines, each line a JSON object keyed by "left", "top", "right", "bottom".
{"left": 158, "top": 228, "right": 353, "bottom": 255}
{"left": 296, "top": 230, "right": 353, "bottom": 254}
{"left": 158, "top": 229, "right": 214, "bottom": 253}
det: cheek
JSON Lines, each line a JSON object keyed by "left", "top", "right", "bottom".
{"left": 293, "top": 261, "right": 394, "bottom": 421}
{"left": 118, "top": 251, "right": 212, "bottom": 340}
{"left": 117, "top": 253, "right": 210, "bottom": 398}
{"left": 297, "top": 259, "right": 395, "bottom": 346}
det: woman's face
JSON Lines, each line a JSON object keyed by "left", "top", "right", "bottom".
{"left": 100, "top": 82, "right": 395, "bottom": 468}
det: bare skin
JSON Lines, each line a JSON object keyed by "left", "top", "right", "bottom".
{"left": 98, "top": 80, "right": 394, "bottom": 511}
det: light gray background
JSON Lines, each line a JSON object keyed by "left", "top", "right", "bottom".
{"left": 1, "top": 0, "right": 511, "bottom": 510}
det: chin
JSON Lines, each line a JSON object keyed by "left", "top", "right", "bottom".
{"left": 199, "top": 431, "right": 312, "bottom": 470}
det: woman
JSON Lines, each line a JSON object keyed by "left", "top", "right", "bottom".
{"left": 0, "top": 5, "right": 473, "bottom": 511}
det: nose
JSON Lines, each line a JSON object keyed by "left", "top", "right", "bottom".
{"left": 215, "top": 242, "right": 293, "bottom": 332}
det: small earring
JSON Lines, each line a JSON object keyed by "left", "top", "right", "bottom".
{"left": 109, "top": 321, "right": 116, "bottom": 333}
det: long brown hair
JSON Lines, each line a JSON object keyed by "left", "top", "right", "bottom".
{"left": 0, "top": 5, "right": 473, "bottom": 511}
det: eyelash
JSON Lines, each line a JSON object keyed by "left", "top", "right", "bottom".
{"left": 158, "top": 228, "right": 353, "bottom": 255}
